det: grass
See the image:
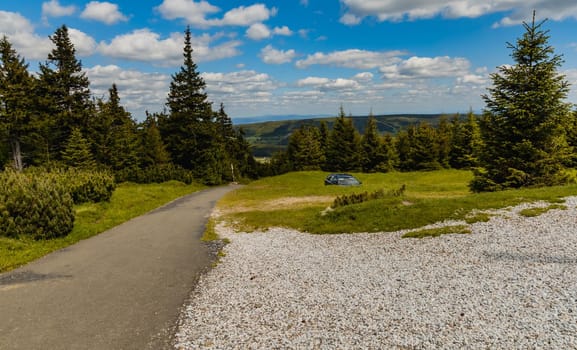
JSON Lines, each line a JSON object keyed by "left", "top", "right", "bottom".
{"left": 217, "top": 170, "right": 577, "bottom": 234}
{"left": 518, "top": 204, "right": 568, "bottom": 217}
{"left": 0, "top": 181, "right": 206, "bottom": 273}
{"left": 402, "top": 225, "right": 471, "bottom": 238}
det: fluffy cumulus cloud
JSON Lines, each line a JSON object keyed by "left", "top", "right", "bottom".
{"left": 156, "top": 0, "right": 277, "bottom": 28}
{"left": 80, "top": 1, "right": 129, "bottom": 25}
{"left": 259, "top": 45, "right": 296, "bottom": 64}
{"left": 246, "top": 24, "right": 293, "bottom": 40}
{"left": 42, "top": 0, "right": 76, "bottom": 19}
{"left": 68, "top": 28, "right": 97, "bottom": 56}
{"left": 297, "top": 76, "right": 360, "bottom": 91}
{"left": 380, "top": 56, "right": 471, "bottom": 80}
{"left": 296, "top": 49, "right": 405, "bottom": 70}
{"left": 85, "top": 64, "right": 170, "bottom": 118}
{"left": 339, "top": 0, "right": 577, "bottom": 26}
{"left": 202, "top": 70, "right": 279, "bottom": 114}
{"left": 0, "top": 11, "right": 95, "bottom": 59}
{"left": 97, "top": 29, "right": 241, "bottom": 65}
{"left": 245, "top": 23, "right": 270, "bottom": 40}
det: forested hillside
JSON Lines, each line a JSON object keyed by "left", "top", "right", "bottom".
{"left": 241, "top": 113, "right": 450, "bottom": 157}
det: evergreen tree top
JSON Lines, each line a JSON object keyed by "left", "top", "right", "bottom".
{"left": 166, "top": 26, "right": 212, "bottom": 118}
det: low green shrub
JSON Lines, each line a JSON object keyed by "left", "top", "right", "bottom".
{"left": 0, "top": 170, "right": 75, "bottom": 239}
{"left": 332, "top": 185, "right": 406, "bottom": 208}
{"left": 64, "top": 168, "right": 116, "bottom": 204}
{"left": 115, "top": 164, "right": 195, "bottom": 184}
{"left": 25, "top": 167, "right": 116, "bottom": 204}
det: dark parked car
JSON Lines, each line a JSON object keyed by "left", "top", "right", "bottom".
{"left": 324, "top": 173, "right": 361, "bottom": 186}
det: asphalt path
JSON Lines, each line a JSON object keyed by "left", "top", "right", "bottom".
{"left": 0, "top": 185, "right": 239, "bottom": 350}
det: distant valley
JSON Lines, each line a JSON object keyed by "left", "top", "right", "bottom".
{"left": 237, "top": 113, "right": 453, "bottom": 157}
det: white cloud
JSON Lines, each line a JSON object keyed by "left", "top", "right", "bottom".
{"left": 42, "top": 0, "right": 76, "bottom": 19}
{"left": 296, "top": 49, "right": 405, "bottom": 69}
{"left": 381, "top": 56, "right": 471, "bottom": 80}
{"left": 260, "top": 45, "right": 296, "bottom": 64}
{"left": 297, "top": 76, "right": 360, "bottom": 91}
{"left": 219, "top": 4, "right": 277, "bottom": 26}
{"left": 68, "top": 28, "right": 97, "bottom": 56}
{"left": 246, "top": 23, "right": 270, "bottom": 40}
{"left": 97, "top": 29, "right": 241, "bottom": 65}
{"left": 156, "top": 0, "right": 277, "bottom": 28}
{"left": 339, "top": 0, "right": 577, "bottom": 26}
{"left": 0, "top": 12, "right": 95, "bottom": 59}
{"left": 155, "top": 0, "right": 219, "bottom": 27}
{"left": 202, "top": 70, "right": 279, "bottom": 112}
{"left": 297, "top": 77, "right": 330, "bottom": 86}
{"left": 353, "top": 72, "right": 374, "bottom": 82}
{"left": 273, "top": 26, "right": 293, "bottom": 36}
{"left": 80, "top": 1, "right": 129, "bottom": 25}
{"left": 85, "top": 64, "right": 170, "bottom": 118}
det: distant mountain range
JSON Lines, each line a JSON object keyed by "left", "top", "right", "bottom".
{"left": 232, "top": 114, "right": 332, "bottom": 124}
{"left": 237, "top": 113, "right": 458, "bottom": 157}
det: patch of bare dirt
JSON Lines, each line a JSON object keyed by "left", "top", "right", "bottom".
{"left": 218, "top": 196, "right": 334, "bottom": 215}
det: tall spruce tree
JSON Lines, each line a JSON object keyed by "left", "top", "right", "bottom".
{"left": 287, "top": 125, "right": 324, "bottom": 171}
{"left": 37, "top": 25, "right": 93, "bottom": 162}
{"left": 160, "top": 26, "right": 223, "bottom": 183}
{"left": 91, "top": 84, "right": 140, "bottom": 171}
{"left": 361, "top": 114, "right": 386, "bottom": 172}
{"left": 472, "top": 13, "right": 573, "bottom": 191}
{"left": 0, "top": 36, "right": 36, "bottom": 170}
{"left": 449, "top": 112, "right": 482, "bottom": 169}
{"left": 61, "top": 127, "right": 96, "bottom": 169}
{"left": 324, "top": 106, "right": 361, "bottom": 172}
{"left": 140, "top": 112, "right": 170, "bottom": 167}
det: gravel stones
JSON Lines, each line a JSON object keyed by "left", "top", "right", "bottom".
{"left": 175, "top": 198, "right": 577, "bottom": 349}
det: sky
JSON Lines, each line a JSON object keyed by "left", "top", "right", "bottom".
{"left": 1, "top": 1, "right": 577, "bottom": 122}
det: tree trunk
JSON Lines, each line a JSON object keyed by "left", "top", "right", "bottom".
{"left": 11, "top": 138, "right": 23, "bottom": 171}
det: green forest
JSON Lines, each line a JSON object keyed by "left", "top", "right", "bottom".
{"left": 1, "top": 16, "right": 577, "bottom": 240}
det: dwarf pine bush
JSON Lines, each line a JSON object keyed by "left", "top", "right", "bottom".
{"left": 0, "top": 170, "right": 75, "bottom": 239}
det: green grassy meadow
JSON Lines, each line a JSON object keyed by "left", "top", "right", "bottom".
{"left": 217, "top": 170, "right": 577, "bottom": 234}
{"left": 0, "top": 181, "right": 206, "bottom": 273}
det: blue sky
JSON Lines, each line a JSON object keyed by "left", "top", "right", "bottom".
{"left": 1, "top": 1, "right": 577, "bottom": 121}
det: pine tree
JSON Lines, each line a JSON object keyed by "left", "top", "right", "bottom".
{"left": 287, "top": 125, "right": 324, "bottom": 171}
{"left": 61, "top": 127, "right": 96, "bottom": 169}
{"left": 324, "top": 106, "right": 361, "bottom": 172}
{"left": 449, "top": 112, "right": 482, "bottom": 169}
{"left": 160, "top": 26, "right": 218, "bottom": 183}
{"left": 436, "top": 116, "right": 452, "bottom": 168}
{"left": 360, "top": 114, "right": 386, "bottom": 172}
{"left": 91, "top": 84, "right": 140, "bottom": 171}
{"left": 0, "top": 36, "right": 36, "bottom": 171}
{"left": 472, "top": 13, "right": 573, "bottom": 191}
{"left": 37, "top": 25, "right": 93, "bottom": 162}
{"left": 139, "top": 112, "right": 170, "bottom": 167}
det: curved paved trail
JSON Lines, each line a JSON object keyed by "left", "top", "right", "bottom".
{"left": 0, "top": 185, "right": 238, "bottom": 350}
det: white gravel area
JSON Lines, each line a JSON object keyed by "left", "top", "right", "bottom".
{"left": 175, "top": 197, "right": 577, "bottom": 349}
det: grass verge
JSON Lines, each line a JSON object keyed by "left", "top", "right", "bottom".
{"left": 402, "top": 225, "right": 471, "bottom": 238}
{"left": 217, "top": 170, "right": 577, "bottom": 234}
{"left": 0, "top": 181, "right": 206, "bottom": 273}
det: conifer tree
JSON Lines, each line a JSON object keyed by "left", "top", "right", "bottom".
{"left": 91, "top": 84, "right": 139, "bottom": 170}
{"left": 61, "top": 127, "right": 96, "bottom": 169}
{"left": 287, "top": 125, "right": 324, "bottom": 171}
{"left": 160, "top": 26, "right": 220, "bottom": 183}
{"left": 436, "top": 116, "right": 452, "bottom": 168}
{"left": 472, "top": 13, "right": 573, "bottom": 191}
{"left": 0, "top": 36, "right": 36, "bottom": 170}
{"left": 140, "top": 112, "right": 170, "bottom": 167}
{"left": 361, "top": 114, "right": 386, "bottom": 172}
{"left": 324, "top": 106, "right": 361, "bottom": 172}
{"left": 449, "top": 112, "right": 482, "bottom": 169}
{"left": 37, "top": 25, "right": 93, "bottom": 162}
